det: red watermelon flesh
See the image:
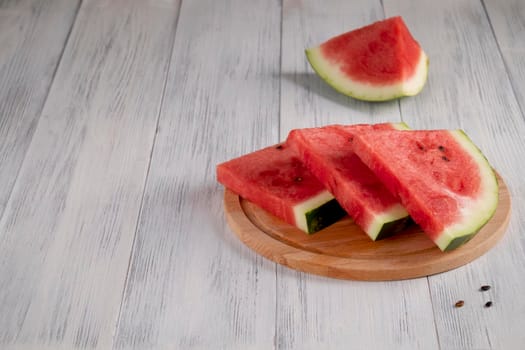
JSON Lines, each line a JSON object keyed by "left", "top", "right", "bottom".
{"left": 350, "top": 129, "right": 499, "bottom": 251}
{"left": 217, "top": 143, "right": 346, "bottom": 234}
{"left": 306, "top": 16, "right": 428, "bottom": 101}
{"left": 286, "top": 123, "right": 410, "bottom": 240}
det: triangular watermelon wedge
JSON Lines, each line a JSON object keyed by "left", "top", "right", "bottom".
{"left": 217, "top": 143, "right": 347, "bottom": 234}
{"left": 306, "top": 16, "right": 428, "bottom": 101}
{"left": 287, "top": 123, "right": 410, "bottom": 240}
{"left": 350, "top": 129, "right": 499, "bottom": 251}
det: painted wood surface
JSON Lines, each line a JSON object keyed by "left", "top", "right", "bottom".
{"left": 0, "top": 0, "right": 179, "bottom": 348}
{"left": 113, "top": 0, "right": 280, "bottom": 348}
{"left": 384, "top": 0, "right": 525, "bottom": 348}
{"left": 0, "top": 0, "right": 80, "bottom": 219}
{"left": 0, "top": 0, "right": 524, "bottom": 349}
{"left": 483, "top": 0, "right": 525, "bottom": 117}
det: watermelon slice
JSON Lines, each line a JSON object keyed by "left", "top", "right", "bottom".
{"left": 216, "top": 143, "right": 346, "bottom": 234}
{"left": 306, "top": 16, "right": 428, "bottom": 101}
{"left": 350, "top": 129, "right": 499, "bottom": 251}
{"left": 286, "top": 123, "right": 410, "bottom": 240}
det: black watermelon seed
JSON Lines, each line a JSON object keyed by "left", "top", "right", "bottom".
{"left": 480, "top": 285, "right": 491, "bottom": 291}
{"left": 442, "top": 156, "right": 450, "bottom": 162}
{"left": 438, "top": 145, "right": 445, "bottom": 152}
{"left": 455, "top": 300, "right": 465, "bottom": 308}
{"left": 485, "top": 301, "right": 493, "bottom": 308}
{"left": 276, "top": 145, "right": 283, "bottom": 150}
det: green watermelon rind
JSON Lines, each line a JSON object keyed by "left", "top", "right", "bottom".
{"left": 304, "top": 197, "right": 347, "bottom": 234}
{"left": 366, "top": 204, "right": 410, "bottom": 240}
{"left": 292, "top": 190, "right": 346, "bottom": 233}
{"left": 305, "top": 47, "right": 429, "bottom": 102}
{"left": 434, "top": 130, "right": 499, "bottom": 251}
{"left": 374, "top": 216, "right": 411, "bottom": 240}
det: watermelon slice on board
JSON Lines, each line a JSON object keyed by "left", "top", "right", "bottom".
{"left": 216, "top": 143, "right": 346, "bottom": 234}
{"left": 306, "top": 16, "right": 428, "bottom": 101}
{"left": 286, "top": 123, "right": 410, "bottom": 240}
{"left": 349, "top": 129, "right": 499, "bottom": 251}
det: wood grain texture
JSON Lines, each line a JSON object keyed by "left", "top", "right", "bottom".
{"left": 0, "top": 0, "right": 80, "bottom": 219}
{"left": 0, "top": 0, "right": 178, "bottom": 348}
{"left": 224, "top": 172, "right": 510, "bottom": 280}
{"left": 384, "top": 0, "right": 525, "bottom": 348}
{"left": 0, "top": 0, "right": 523, "bottom": 348}
{"left": 483, "top": 0, "right": 525, "bottom": 117}
{"left": 113, "top": 0, "right": 281, "bottom": 348}
{"left": 278, "top": 1, "right": 438, "bottom": 349}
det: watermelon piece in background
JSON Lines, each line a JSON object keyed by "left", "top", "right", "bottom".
{"left": 217, "top": 143, "right": 346, "bottom": 234}
{"left": 306, "top": 16, "right": 428, "bottom": 101}
{"left": 350, "top": 129, "right": 499, "bottom": 251}
{"left": 286, "top": 123, "right": 410, "bottom": 240}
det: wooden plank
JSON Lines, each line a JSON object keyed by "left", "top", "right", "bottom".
{"left": 0, "top": 0, "right": 79, "bottom": 218}
{"left": 384, "top": 0, "right": 525, "bottom": 348}
{"left": 0, "top": 0, "right": 179, "bottom": 348}
{"left": 277, "top": 1, "right": 439, "bottom": 349}
{"left": 483, "top": 0, "right": 525, "bottom": 124}
{"left": 113, "top": 0, "right": 280, "bottom": 348}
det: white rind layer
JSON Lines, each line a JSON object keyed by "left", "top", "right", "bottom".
{"left": 292, "top": 190, "right": 335, "bottom": 232}
{"left": 306, "top": 47, "right": 428, "bottom": 101}
{"left": 434, "top": 130, "right": 499, "bottom": 251}
{"left": 366, "top": 203, "right": 409, "bottom": 240}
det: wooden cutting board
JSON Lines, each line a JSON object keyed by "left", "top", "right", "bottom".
{"left": 223, "top": 174, "right": 511, "bottom": 281}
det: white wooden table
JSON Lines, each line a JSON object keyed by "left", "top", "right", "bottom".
{"left": 1, "top": 0, "right": 524, "bottom": 349}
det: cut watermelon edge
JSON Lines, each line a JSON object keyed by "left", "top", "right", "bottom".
{"left": 365, "top": 203, "right": 410, "bottom": 240}
{"left": 304, "top": 197, "right": 348, "bottom": 234}
{"left": 305, "top": 47, "right": 429, "bottom": 101}
{"left": 292, "top": 190, "right": 344, "bottom": 233}
{"left": 434, "top": 130, "right": 499, "bottom": 251}
{"left": 347, "top": 128, "right": 499, "bottom": 251}
{"left": 336, "top": 122, "right": 411, "bottom": 240}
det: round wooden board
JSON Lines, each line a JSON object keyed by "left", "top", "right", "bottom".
{"left": 223, "top": 174, "right": 511, "bottom": 281}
